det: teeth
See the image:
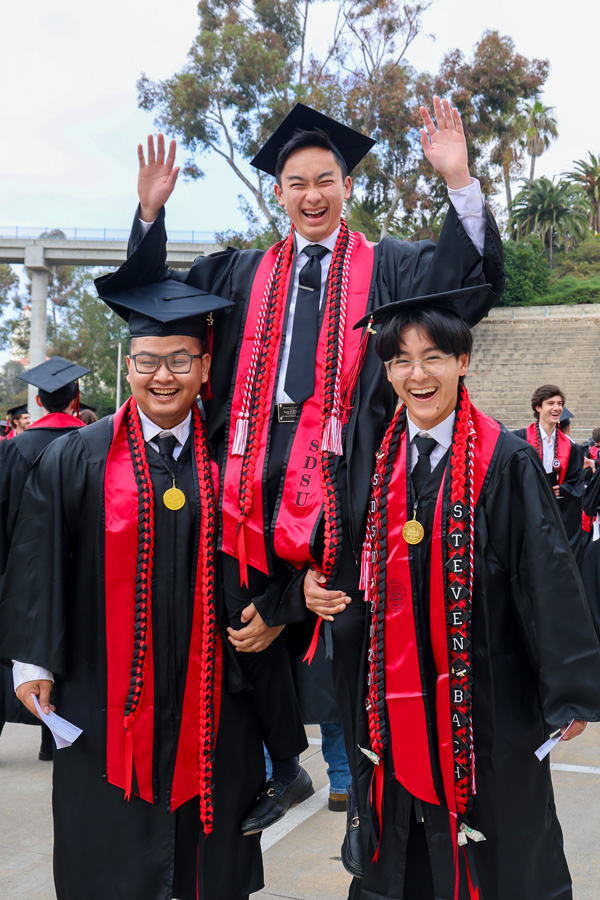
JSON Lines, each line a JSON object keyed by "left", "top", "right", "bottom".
{"left": 410, "top": 388, "right": 436, "bottom": 396}
{"left": 151, "top": 389, "right": 177, "bottom": 396}
{"left": 303, "top": 208, "right": 326, "bottom": 217}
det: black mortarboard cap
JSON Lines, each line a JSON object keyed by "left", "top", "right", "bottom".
{"left": 250, "top": 103, "right": 376, "bottom": 177}
{"left": 560, "top": 406, "right": 573, "bottom": 424}
{"left": 354, "top": 284, "right": 498, "bottom": 331}
{"left": 96, "top": 280, "right": 234, "bottom": 338}
{"left": 7, "top": 404, "right": 28, "bottom": 418}
{"left": 18, "top": 357, "right": 90, "bottom": 394}
{"left": 79, "top": 402, "right": 97, "bottom": 413}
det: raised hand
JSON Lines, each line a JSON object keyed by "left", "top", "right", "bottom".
{"left": 137, "top": 133, "right": 180, "bottom": 223}
{"left": 419, "top": 96, "right": 471, "bottom": 190}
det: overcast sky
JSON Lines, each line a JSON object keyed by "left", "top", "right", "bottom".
{"left": 0, "top": 0, "right": 598, "bottom": 237}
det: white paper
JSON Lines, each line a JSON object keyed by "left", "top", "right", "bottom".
{"left": 535, "top": 720, "right": 574, "bottom": 761}
{"left": 32, "top": 694, "right": 83, "bottom": 750}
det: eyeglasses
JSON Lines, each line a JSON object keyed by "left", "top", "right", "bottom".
{"left": 384, "top": 353, "right": 454, "bottom": 381}
{"left": 130, "top": 352, "right": 203, "bottom": 374}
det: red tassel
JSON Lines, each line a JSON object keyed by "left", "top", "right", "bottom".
{"left": 463, "top": 846, "right": 480, "bottom": 900}
{"left": 302, "top": 617, "right": 323, "bottom": 665}
{"left": 235, "top": 520, "right": 249, "bottom": 588}
{"left": 371, "top": 757, "right": 385, "bottom": 863}
{"left": 124, "top": 723, "right": 133, "bottom": 801}
{"left": 339, "top": 320, "right": 372, "bottom": 413}
{"left": 201, "top": 319, "right": 214, "bottom": 403}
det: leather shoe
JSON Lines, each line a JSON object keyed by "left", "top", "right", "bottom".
{"left": 241, "top": 767, "right": 314, "bottom": 835}
{"left": 38, "top": 739, "right": 53, "bottom": 762}
{"left": 341, "top": 807, "right": 364, "bottom": 878}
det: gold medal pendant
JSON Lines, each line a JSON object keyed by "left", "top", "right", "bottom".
{"left": 402, "top": 511, "right": 424, "bottom": 545}
{"left": 163, "top": 480, "right": 186, "bottom": 510}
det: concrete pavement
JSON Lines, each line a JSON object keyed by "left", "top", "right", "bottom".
{"left": 1, "top": 722, "right": 600, "bottom": 899}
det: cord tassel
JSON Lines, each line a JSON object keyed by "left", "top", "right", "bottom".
{"left": 232, "top": 416, "right": 249, "bottom": 456}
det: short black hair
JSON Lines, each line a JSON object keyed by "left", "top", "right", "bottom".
{"left": 275, "top": 128, "right": 348, "bottom": 186}
{"left": 375, "top": 307, "right": 473, "bottom": 363}
{"left": 531, "top": 384, "right": 565, "bottom": 421}
{"left": 39, "top": 382, "right": 77, "bottom": 413}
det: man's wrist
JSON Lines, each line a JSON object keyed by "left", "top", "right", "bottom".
{"left": 445, "top": 171, "right": 472, "bottom": 190}
{"left": 139, "top": 206, "right": 159, "bottom": 224}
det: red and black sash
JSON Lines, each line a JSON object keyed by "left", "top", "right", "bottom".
{"left": 362, "top": 388, "right": 501, "bottom": 892}
{"left": 525, "top": 422, "right": 571, "bottom": 483}
{"left": 583, "top": 446, "right": 600, "bottom": 532}
{"left": 221, "top": 227, "right": 375, "bottom": 580}
{"left": 104, "top": 398, "right": 222, "bottom": 833}
{"left": 29, "top": 412, "right": 84, "bottom": 430}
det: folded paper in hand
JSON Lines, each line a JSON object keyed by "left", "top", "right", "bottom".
{"left": 32, "top": 694, "right": 83, "bottom": 749}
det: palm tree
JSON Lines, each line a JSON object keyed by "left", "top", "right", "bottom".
{"left": 564, "top": 152, "right": 600, "bottom": 233}
{"left": 520, "top": 100, "right": 558, "bottom": 182}
{"left": 510, "top": 177, "right": 591, "bottom": 267}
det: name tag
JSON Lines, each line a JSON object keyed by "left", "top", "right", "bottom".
{"left": 277, "top": 403, "right": 299, "bottom": 424}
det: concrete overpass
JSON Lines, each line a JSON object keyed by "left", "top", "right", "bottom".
{"left": 0, "top": 234, "right": 221, "bottom": 417}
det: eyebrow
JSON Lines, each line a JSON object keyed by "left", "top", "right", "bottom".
{"left": 285, "top": 170, "right": 337, "bottom": 182}
{"left": 396, "top": 345, "right": 441, "bottom": 357}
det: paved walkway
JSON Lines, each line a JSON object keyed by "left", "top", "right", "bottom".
{"left": 1, "top": 722, "right": 600, "bottom": 899}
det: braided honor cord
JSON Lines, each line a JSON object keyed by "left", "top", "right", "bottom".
{"left": 191, "top": 402, "right": 219, "bottom": 835}
{"left": 446, "top": 384, "right": 476, "bottom": 817}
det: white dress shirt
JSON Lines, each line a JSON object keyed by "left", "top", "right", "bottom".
{"left": 539, "top": 426, "right": 557, "bottom": 474}
{"left": 406, "top": 410, "right": 456, "bottom": 473}
{"left": 12, "top": 408, "right": 194, "bottom": 692}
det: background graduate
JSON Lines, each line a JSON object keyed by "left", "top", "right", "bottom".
{"left": 0, "top": 357, "right": 88, "bottom": 758}
{"left": 349, "top": 286, "right": 600, "bottom": 900}
{"left": 0, "top": 284, "right": 265, "bottom": 900}
{"left": 96, "top": 97, "right": 504, "bottom": 866}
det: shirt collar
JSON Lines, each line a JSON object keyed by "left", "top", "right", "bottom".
{"left": 540, "top": 425, "right": 556, "bottom": 445}
{"left": 406, "top": 410, "right": 455, "bottom": 450}
{"left": 137, "top": 406, "right": 192, "bottom": 448}
{"left": 295, "top": 225, "right": 340, "bottom": 257}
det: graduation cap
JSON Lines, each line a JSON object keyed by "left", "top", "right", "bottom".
{"left": 96, "top": 280, "right": 234, "bottom": 339}
{"left": 7, "top": 404, "right": 28, "bottom": 419}
{"left": 79, "top": 402, "right": 97, "bottom": 413}
{"left": 560, "top": 406, "right": 573, "bottom": 425}
{"left": 353, "top": 284, "right": 498, "bottom": 331}
{"left": 18, "top": 357, "right": 90, "bottom": 395}
{"left": 250, "top": 103, "right": 376, "bottom": 177}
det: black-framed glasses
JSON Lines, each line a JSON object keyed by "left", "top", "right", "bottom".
{"left": 130, "top": 352, "right": 203, "bottom": 374}
{"left": 384, "top": 353, "right": 454, "bottom": 381}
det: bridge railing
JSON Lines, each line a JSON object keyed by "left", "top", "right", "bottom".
{"left": 0, "top": 226, "right": 217, "bottom": 243}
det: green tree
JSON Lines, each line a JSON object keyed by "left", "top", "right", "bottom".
{"left": 510, "top": 177, "right": 591, "bottom": 267}
{"left": 500, "top": 235, "right": 549, "bottom": 304}
{"left": 564, "top": 152, "right": 600, "bottom": 234}
{"left": 423, "top": 31, "right": 550, "bottom": 208}
{"left": 137, "top": 0, "right": 431, "bottom": 240}
{"left": 520, "top": 99, "right": 558, "bottom": 183}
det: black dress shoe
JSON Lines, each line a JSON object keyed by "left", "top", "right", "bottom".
{"left": 341, "top": 807, "right": 364, "bottom": 878}
{"left": 241, "top": 766, "right": 314, "bottom": 835}
{"left": 38, "top": 739, "right": 53, "bottom": 761}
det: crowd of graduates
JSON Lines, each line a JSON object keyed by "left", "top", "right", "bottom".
{"left": 1, "top": 99, "right": 600, "bottom": 900}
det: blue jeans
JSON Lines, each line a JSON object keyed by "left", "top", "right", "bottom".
{"left": 320, "top": 722, "right": 351, "bottom": 794}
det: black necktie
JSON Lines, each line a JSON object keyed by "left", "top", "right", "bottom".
{"left": 157, "top": 431, "right": 178, "bottom": 471}
{"left": 412, "top": 434, "right": 438, "bottom": 497}
{"left": 284, "top": 244, "right": 329, "bottom": 404}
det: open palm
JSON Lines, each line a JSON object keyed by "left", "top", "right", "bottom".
{"left": 137, "top": 133, "right": 180, "bottom": 221}
{"left": 419, "top": 97, "right": 470, "bottom": 189}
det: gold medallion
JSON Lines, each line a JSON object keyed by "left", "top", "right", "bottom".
{"left": 402, "top": 515, "right": 425, "bottom": 545}
{"left": 163, "top": 487, "right": 186, "bottom": 510}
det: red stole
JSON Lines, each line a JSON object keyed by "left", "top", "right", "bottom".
{"left": 525, "top": 423, "right": 571, "bottom": 483}
{"left": 29, "top": 412, "right": 84, "bottom": 429}
{"left": 220, "top": 232, "right": 375, "bottom": 574}
{"left": 104, "top": 398, "right": 222, "bottom": 813}
{"left": 383, "top": 406, "right": 500, "bottom": 812}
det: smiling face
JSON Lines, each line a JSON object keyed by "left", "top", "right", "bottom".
{"left": 126, "top": 334, "right": 210, "bottom": 429}
{"left": 386, "top": 324, "right": 469, "bottom": 431}
{"left": 273, "top": 146, "right": 352, "bottom": 242}
{"left": 536, "top": 395, "right": 563, "bottom": 434}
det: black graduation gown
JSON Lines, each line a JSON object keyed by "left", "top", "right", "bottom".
{"left": 0, "top": 419, "right": 83, "bottom": 730}
{"left": 0, "top": 418, "right": 264, "bottom": 900}
{"left": 355, "top": 430, "right": 600, "bottom": 900}
{"left": 580, "top": 466, "right": 600, "bottom": 638}
{"left": 96, "top": 204, "right": 504, "bottom": 768}
{"left": 513, "top": 428, "right": 585, "bottom": 568}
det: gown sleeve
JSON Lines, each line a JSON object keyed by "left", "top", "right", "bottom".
{"left": 0, "top": 440, "right": 30, "bottom": 576}
{"left": 484, "top": 443, "right": 600, "bottom": 730}
{"left": 0, "top": 432, "right": 88, "bottom": 674}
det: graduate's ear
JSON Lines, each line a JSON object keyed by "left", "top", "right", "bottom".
{"left": 343, "top": 175, "right": 352, "bottom": 200}
{"left": 200, "top": 353, "right": 211, "bottom": 384}
{"left": 273, "top": 182, "right": 286, "bottom": 208}
{"left": 35, "top": 395, "right": 43, "bottom": 408}
{"left": 458, "top": 352, "right": 470, "bottom": 377}
{"left": 125, "top": 355, "right": 132, "bottom": 385}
